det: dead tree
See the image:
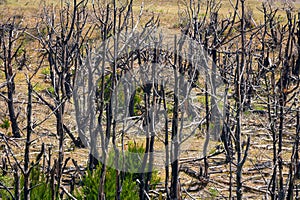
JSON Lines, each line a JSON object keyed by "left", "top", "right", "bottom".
{"left": 257, "top": 5, "right": 300, "bottom": 199}
{"left": 73, "top": 0, "right": 159, "bottom": 199}
{"left": 0, "top": 17, "right": 26, "bottom": 138}
{"left": 36, "top": 0, "right": 89, "bottom": 196}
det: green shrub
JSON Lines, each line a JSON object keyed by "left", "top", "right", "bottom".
{"left": 0, "top": 164, "right": 52, "bottom": 200}
{"left": 132, "top": 88, "right": 143, "bottom": 115}
{"left": 20, "top": 164, "right": 53, "bottom": 200}
{"left": 123, "top": 142, "right": 160, "bottom": 189}
{"left": 0, "top": 118, "right": 10, "bottom": 130}
{"left": 0, "top": 175, "right": 13, "bottom": 200}
{"left": 76, "top": 163, "right": 139, "bottom": 200}
{"left": 76, "top": 142, "right": 161, "bottom": 199}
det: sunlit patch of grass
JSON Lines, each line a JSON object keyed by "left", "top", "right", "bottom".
{"left": 46, "top": 86, "right": 55, "bottom": 95}
{"left": 40, "top": 66, "right": 50, "bottom": 76}
{"left": 33, "top": 82, "right": 46, "bottom": 92}
{"left": 208, "top": 187, "right": 220, "bottom": 198}
{"left": 197, "top": 95, "right": 209, "bottom": 106}
{"left": 253, "top": 104, "right": 265, "bottom": 111}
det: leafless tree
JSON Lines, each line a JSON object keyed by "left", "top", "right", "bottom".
{"left": 36, "top": 0, "right": 89, "bottom": 196}
{"left": 0, "top": 17, "right": 27, "bottom": 138}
